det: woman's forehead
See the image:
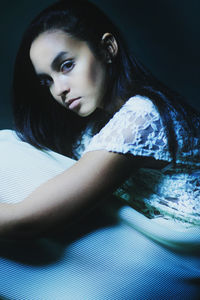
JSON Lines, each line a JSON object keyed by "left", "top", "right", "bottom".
{"left": 29, "top": 30, "right": 84, "bottom": 70}
{"left": 30, "top": 30, "right": 82, "bottom": 53}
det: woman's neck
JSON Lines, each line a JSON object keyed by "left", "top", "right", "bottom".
{"left": 103, "top": 97, "right": 126, "bottom": 115}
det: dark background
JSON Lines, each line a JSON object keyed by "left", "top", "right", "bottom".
{"left": 1, "top": 0, "right": 200, "bottom": 129}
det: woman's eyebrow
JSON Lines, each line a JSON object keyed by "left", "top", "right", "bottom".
{"left": 51, "top": 51, "right": 69, "bottom": 70}
{"left": 36, "top": 51, "right": 69, "bottom": 77}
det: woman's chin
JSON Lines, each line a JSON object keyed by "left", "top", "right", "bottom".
{"left": 76, "top": 106, "right": 97, "bottom": 117}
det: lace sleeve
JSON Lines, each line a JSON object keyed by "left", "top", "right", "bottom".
{"left": 83, "top": 96, "right": 172, "bottom": 162}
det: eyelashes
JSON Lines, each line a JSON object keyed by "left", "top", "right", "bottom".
{"left": 39, "top": 59, "right": 75, "bottom": 88}
{"left": 60, "top": 60, "right": 75, "bottom": 73}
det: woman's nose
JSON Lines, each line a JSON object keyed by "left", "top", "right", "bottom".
{"left": 54, "top": 77, "right": 70, "bottom": 99}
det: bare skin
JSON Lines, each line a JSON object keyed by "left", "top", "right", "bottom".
{"left": 0, "top": 30, "right": 168, "bottom": 239}
{"left": 0, "top": 151, "right": 166, "bottom": 239}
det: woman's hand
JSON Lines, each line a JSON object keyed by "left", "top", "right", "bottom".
{"left": 0, "top": 150, "right": 137, "bottom": 239}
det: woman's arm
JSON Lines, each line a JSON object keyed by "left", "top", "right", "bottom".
{"left": 0, "top": 150, "right": 138, "bottom": 239}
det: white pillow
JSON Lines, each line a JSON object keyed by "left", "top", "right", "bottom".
{"left": 0, "top": 129, "right": 199, "bottom": 249}
{"left": 0, "top": 129, "right": 75, "bottom": 204}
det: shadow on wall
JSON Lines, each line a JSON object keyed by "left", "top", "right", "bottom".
{"left": 1, "top": 0, "right": 200, "bottom": 129}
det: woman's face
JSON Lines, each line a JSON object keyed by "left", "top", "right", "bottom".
{"left": 30, "top": 30, "right": 107, "bottom": 117}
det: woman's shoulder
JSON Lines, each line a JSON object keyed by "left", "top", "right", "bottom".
{"left": 108, "top": 94, "right": 161, "bottom": 125}
{"left": 121, "top": 95, "right": 156, "bottom": 112}
{"left": 83, "top": 94, "right": 172, "bottom": 162}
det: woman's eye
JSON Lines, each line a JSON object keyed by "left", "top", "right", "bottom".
{"left": 60, "top": 60, "right": 74, "bottom": 73}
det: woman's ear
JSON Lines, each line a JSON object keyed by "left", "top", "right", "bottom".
{"left": 101, "top": 33, "right": 118, "bottom": 63}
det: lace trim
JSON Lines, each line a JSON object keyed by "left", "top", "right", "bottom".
{"left": 84, "top": 96, "right": 172, "bottom": 162}
{"left": 114, "top": 167, "right": 200, "bottom": 227}
{"left": 82, "top": 95, "right": 200, "bottom": 226}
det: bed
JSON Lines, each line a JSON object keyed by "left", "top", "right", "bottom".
{"left": 0, "top": 129, "right": 199, "bottom": 299}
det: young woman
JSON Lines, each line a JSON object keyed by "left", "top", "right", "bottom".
{"left": 0, "top": 0, "right": 199, "bottom": 241}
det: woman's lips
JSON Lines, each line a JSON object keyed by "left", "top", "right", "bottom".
{"left": 65, "top": 97, "right": 81, "bottom": 110}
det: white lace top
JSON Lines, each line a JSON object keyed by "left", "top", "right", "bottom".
{"left": 78, "top": 96, "right": 200, "bottom": 228}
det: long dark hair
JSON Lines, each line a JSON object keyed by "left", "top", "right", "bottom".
{"left": 12, "top": 0, "right": 197, "bottom": 161}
